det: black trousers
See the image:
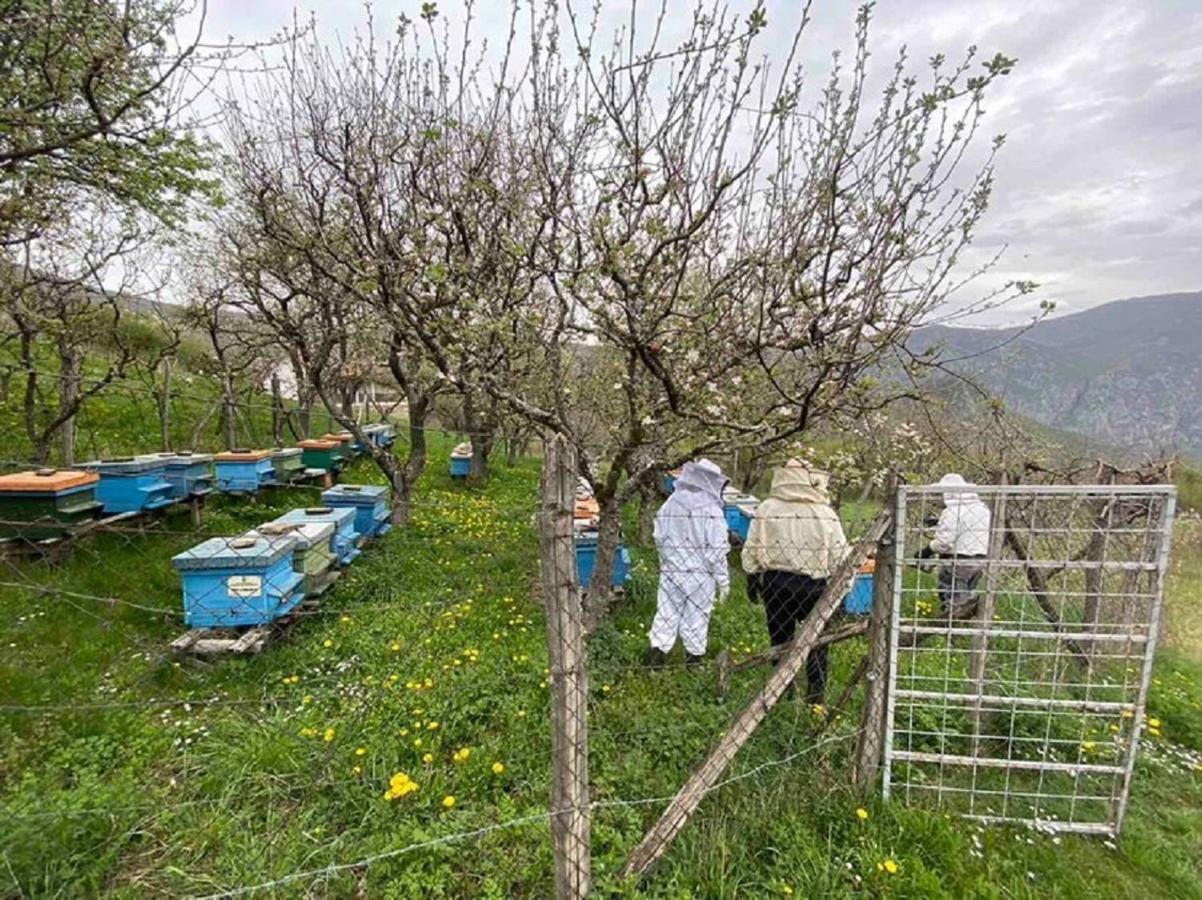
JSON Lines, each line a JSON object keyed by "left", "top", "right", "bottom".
{"left": 760, "top": 570, "right": 829, "bottom": 705}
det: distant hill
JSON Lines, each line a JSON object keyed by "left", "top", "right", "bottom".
{"left": 911, "top": 292, "right": 1202, "bottom": 459}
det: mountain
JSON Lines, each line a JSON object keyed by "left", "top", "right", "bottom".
{"left": 911, "top": 292, "right": 1202, "bottom": 459}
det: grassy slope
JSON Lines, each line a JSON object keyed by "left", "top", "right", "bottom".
{"left": 0, "top": 442, "right": 1200, "bottom": 896}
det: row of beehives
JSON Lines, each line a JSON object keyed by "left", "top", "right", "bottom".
{"left": 0, "top": 424, "right": 395, "bottom": 543}
{"left": 171, "top": 484, "right": 392, "bottom": 628}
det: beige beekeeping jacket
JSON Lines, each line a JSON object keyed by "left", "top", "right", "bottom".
{"left": 741, "top": 462, "right": 849, "bottom": 579}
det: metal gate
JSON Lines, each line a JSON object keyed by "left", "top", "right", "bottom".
{"left": 882, "top": 483, "right": 1176, "bottom": 836}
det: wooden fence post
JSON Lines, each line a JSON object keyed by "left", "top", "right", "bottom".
{"left": 853, "top": 476, "right": 898, "bottom": 791}
{"left": 539, "top": 434, "right": 591, "bottom": 899}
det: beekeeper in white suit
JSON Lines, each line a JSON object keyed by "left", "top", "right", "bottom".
{"left": 925, "top": 473, "right": 992, "bottom": 619}
{"left": 645, "top": 459, "right": 731, "bottom": 669}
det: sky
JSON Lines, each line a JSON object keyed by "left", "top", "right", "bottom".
{"left": 198, "top": 0, "right": 1202, "bottom": 325}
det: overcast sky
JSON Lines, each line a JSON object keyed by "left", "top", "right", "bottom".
{"left": 200, "top": 0, "right": 1202, "bottom": 325}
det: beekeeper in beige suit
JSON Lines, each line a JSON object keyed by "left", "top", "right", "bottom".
{"left": 742, "top": 459, "right": 848, "bottom": 704}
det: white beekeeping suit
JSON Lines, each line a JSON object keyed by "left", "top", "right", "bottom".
{"left": 648, "top": 459, "right": 731, "bottom": 663}
{"left": 930, "top": 473, "right": 991, "bottom": 557}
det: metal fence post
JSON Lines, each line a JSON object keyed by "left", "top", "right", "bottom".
{"left": 538, "top": 434, "right": 591, "bottom": 899}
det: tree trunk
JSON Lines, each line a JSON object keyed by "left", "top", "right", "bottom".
{"left": 297, "top": 389, "right": 314, "bottom": 440}
{"left": 58, "top": 341, "right": 82, "bottom": 467}
{"left": 158, "top": 357, "right": 173, "bottom": 451}
{"left": 220, "top": 373, "right": 237, "bottom": 450}
{"left": 270, "top": 372, "right": 284, "bottom": 446}
{"left": 583, "top": 495, "right": 623, "bottom": 629}
{"left": 637, "top": 482, "right": 658, "bottom": 545}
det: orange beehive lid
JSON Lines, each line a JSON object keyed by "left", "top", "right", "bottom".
{"left": 859, "top": 558, "right": 876, "bottom": 575}
{"left": 214, "top": 449, "right": 273, "bottom": 461}
{"left": 0, "top": 468, "right": 99, "bottom": 492}
{"left": 299, "top": 439, "right": 339, "bottom": 449}
{"left": 574, "top": 497, "right": 600, "bottom": 519}
{"left": 321, "top": 432, "right": 353, "bottom": 444}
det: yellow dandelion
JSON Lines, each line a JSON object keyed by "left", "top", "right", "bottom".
{"left": 422, "top": 753, "right": 434, "bottom": 763}
{"left": 322, "top": 728, "right": 335, "bottom": 742}
{"left": 883, "top": 859, "right": 899, "bottom": 875}
{"left": 413, "top": 738, "right": 423, "bottom": 748}
{"left": 352, "top": 765, "right": 361, "bottom": 775}
{"left": 427, "top": 721, "right": 440, "bottom": 731}
{"left": 355, "top": 747, "right": 367, "bottom": 757}
{"left": 492, "top": 761, "right": 505, "bottom": 774}
{"left": 1148, "top": 717, "right": 1161, "bottom": 728}
{"left": 302, "top": 695, "right": 313, "bottom": 705}
{"left": 391, "top": 642, "right": 401, "bottom": 652}
{"left": 323, "top": 639, "right": 333, "bottom": 649}
{"left": 856, "top": 808, "right": 869, "bottom": 821}
{"left": 442, "top": 795, "right": 456, "bottom": 809}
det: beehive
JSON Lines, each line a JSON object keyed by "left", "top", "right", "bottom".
{"left": 722, "top": 489, "right": 759, "bottom": 542}
{"left": 81, "top": 457, "right": 174, "bottom": 513}
{"left": 573, "top": 532, "right": 632, "bottom": 589}
{"left": 155, "top": 452, "right": 214, "bottom": 500}
{"left": 321, "top": 432, "right": 357, "bottom": 461}
{"left": 270, "top": 447, "right": 305, "bottom": 484}
{"left": 844, "top": 560, "right": 876, "bottom": 615}
{"left": 664, "top": 467, "right": 683, "bottom": 493}
{"left": 321, "top": 484, "right": 391, "bottom": 539}
{"left": 172, "top": 534, "right": 304, "bottom": 627}
{"left": 245, "top": 520, "right": 337, "bottom": 597}
{"left": 298, "top": 438, "right": 342, "bottom": 472}
{"left": 450, "top": 442, "right": 472, "bottom": 479}
{"left": 214, "top": 449, "right": 276, "bottom": 493}
{"left": 272, "top": 506, "right": 361, "bottom": 566}
{"left": 0, "top": 469, "right": 103, "bottom": 540}
{"left": 363, "top": 422, "right": 395, "bottom": 448}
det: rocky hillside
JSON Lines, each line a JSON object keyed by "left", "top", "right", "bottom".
{"left": 912, "top": 292, "right": 1202, "bottom": 458}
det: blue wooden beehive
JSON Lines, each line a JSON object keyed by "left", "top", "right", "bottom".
{"left": 172, "top": 534, "right": 303, "bottom": 627}
{"left": 450, "top": 442, "right": 472, "bottom": 480}
{"left": 155, "top": 452, "right": 214, "bottom": 500}
{"left": 321, "top": 484, "right": 391, "bottom": 538}
{"left": 272, "top": 506, "right": 361, "bottom": 566}
{"left": 722, "top": 491, "right": 758, "bottom": 542}
{"left": 844, "top": 572, "right": 875, "bottom": 615}
{"left": 214, "top": 450, "right": 276, "bottom": 493}
{"left": 81, "top": 457, "right": 174, "bottom": 513}
{"left": 376, "top": 423, "right": 395, "bottom": 447}
{"left": 574, "top": 532, "right": 632, "bottom": 589}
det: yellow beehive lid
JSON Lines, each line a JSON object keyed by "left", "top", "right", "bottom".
{"left": 321, "top": 432, "right": 354, "bottom": 445}
{"left": 214, "top": 449, "right": 273, "bottom": 461}
{"left": 299, "top": 439, "right": 339, "bottom": 449}
{"left": 0, "top": 468, "right": 99, "bottom": 492}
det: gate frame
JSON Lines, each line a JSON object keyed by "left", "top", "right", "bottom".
{"left": 880, "top": 482, "right": 1177, "bottom": 837}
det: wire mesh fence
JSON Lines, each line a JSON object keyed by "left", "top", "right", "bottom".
{"left": 0, "top": 445, "right": 1181, "bottom": 895}
{"left": 884, "top": 482, "right": 1177, "bottom": 836}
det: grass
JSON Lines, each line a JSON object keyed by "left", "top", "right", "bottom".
{"left": 0, "top": 435, "right": 1200, "bottom": 896}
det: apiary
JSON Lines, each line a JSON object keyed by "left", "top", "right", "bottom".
{"left": 214, "top": 449, "right": 276, "bottom": 493}
{"left": 0, "top": 469, "right": 103, "bottom": 540}
{"left": 155, "top": 452, "right": 214, "bottom": 500}
{"left": 245, "top": 519, "right": 338, "bottom": 597}
{"left": 81, "top": 456, "right": 174, "bottom": 513}
{"left": 270, "top": 447, "right": 305, "bottom": 484}
{"left": 272, "top": 506, "right": 361, "bottom": 566}
{"left": 172, "top": 534, "right": 304, "bottom": 628}
{"left": 320, "top": 483, "right": 391, "bottom": 539}
{"left": 299, "top": 438, "right": 342, "bottom": 472}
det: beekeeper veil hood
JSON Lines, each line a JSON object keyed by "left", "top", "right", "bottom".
{"left": 937, "top": 472, "right": 981, "bottom": 506}
{"left": 769, "top": 459, "right": 832, "bottom": 504}
{"left": 674, "top": 458, "right": 728, "bottom": 506}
